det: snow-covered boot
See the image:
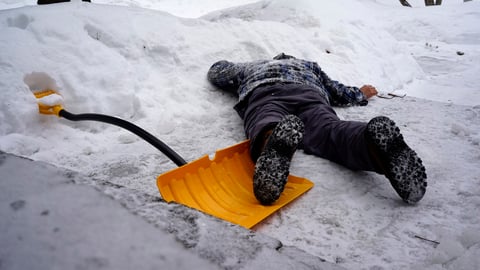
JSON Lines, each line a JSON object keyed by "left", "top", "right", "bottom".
{"left": 253, "top": 115, "right": 304, "bottom": 205}
{"left": 366, "top": 116, "right": 427, "bottom": 204}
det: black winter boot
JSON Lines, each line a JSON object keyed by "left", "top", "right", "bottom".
{"left": 366, "top": 116, "right": 427, "bottom": 204}
{"left": 253, "top": 115, "right": 304, "bottom": 205}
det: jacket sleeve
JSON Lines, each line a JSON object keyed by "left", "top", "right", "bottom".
{"left": 207, "top": 60, "right": 245, "bottom": 95}
{"left": 313, "top": 63, "right": 368, "bottom": 106}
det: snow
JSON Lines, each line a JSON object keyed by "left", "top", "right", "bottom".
{"left": 36, "top": 92, "right": 63, "bottom": 106}
{"left": 1, "top": 0, "right": 480, "bottom": 269}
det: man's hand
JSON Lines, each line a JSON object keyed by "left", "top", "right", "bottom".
{"left": 360, "top": 85, "right": 378, "bottom": 99}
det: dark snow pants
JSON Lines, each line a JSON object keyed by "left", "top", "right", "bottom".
{"left": 240, "top": 83, "right": 380, "bottom": 172}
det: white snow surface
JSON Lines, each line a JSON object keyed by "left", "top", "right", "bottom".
{"left": 1, "top": 0, "right": 480, "bottom": 269}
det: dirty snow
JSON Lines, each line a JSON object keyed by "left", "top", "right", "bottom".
{"left": 0, "top": 0, "right": 479, "bottom": 269}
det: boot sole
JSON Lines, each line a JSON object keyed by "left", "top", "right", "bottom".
{"left": 253, "top": 115, "right": 304, "bottom": 205}
{"left": 367, "top": 116, "right": 427, "bottom": 204}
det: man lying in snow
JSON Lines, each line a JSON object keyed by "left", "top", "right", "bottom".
{"left": 207, "top": 53, "right": 427, "bottom": 205}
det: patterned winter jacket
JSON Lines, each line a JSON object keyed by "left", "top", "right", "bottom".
{"left": 207, "top": 54, "right": 367, "bottom": 117}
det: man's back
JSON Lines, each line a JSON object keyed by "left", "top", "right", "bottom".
{"left": 208, "top": 56, "right": 367, "bottom": 106}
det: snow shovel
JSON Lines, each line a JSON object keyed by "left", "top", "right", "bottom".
{"left": 33, "top": 89, "right": 314, "bottom": 229}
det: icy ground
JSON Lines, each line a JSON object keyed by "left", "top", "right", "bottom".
{"left": 1, "top": 0, "right": 480, "bottom": 269}
{"left": 0, "top": 152, "right": 220, "bottom": 270}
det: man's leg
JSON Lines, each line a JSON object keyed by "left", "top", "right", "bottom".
{"left": 243, "top": 85, "right": 292, "bottom": 161}
{"left": 298, "top": 101, "right": 427, "bottom": 203}
{"left": 298, "top": 102, "right": 380, "bottom": 172}
{"left": 243, "top": 100, "right": 287, "bottom": 162}
{"left": 242, "top": 85, "right": 308, "bottom": 204}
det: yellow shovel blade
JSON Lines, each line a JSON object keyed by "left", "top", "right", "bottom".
{"left": 157, "top": 140, "right": 314, "bottom": 229}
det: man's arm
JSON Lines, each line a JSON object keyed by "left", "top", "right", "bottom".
{"left": 312, "top": 63, "right": 369, "bottom": 106}
{"left": 207, "top": 60, "right": 244, "bottom": 94}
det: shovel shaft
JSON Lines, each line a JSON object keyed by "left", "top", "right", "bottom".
{"left": 58, "top": 110, "right": 187, "bottom": 167}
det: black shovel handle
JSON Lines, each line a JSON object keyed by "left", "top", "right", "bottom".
{"left": 58, "top": 109, "right": 187, "bottom": 167}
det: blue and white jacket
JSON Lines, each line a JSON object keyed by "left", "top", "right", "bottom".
{"left": 207, "top": 54, "right": 367, "bottom": 115}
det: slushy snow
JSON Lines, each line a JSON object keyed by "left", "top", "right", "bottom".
{"left": 1, "top": 0, "right": 479, "bottom": 269}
